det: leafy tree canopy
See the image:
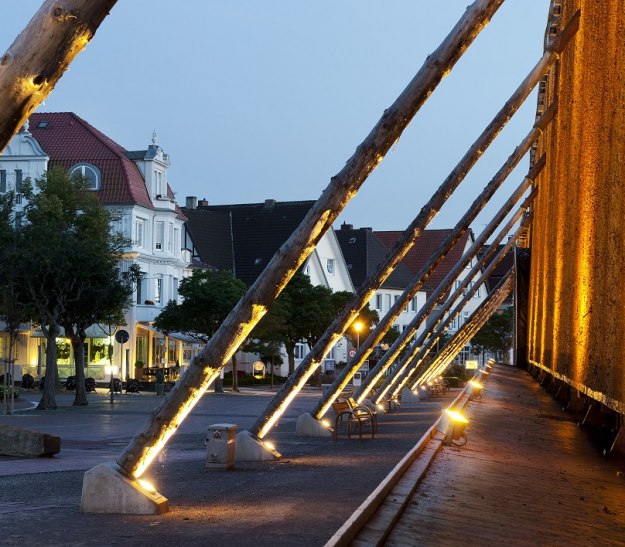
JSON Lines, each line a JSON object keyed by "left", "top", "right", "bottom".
{"left": 470, "top": 307, "right": 513, "bottom": 355}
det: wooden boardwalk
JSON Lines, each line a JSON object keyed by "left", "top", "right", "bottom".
{"left": 352, "top": 365, "right": 625, "bottom": 546}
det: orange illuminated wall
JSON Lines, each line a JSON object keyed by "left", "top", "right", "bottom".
{"left": 528, "top": 0, "right": 625, "bottom": 413}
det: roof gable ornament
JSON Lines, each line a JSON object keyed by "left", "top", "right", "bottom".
{"left": 152, "top": 129, "right": 158, "bottom": 145}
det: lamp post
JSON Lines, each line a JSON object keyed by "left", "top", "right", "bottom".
{"left": 354, "top": 321, "right": 363, "bottom": 349}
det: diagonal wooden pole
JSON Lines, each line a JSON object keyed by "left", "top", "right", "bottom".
{"left": 352, "top": 170, "right": 540, "bottom": 407}
{"left": 377, "top": 216, "right": 529, "bottom": 404}
{"left": 307, "top": 120, "right": 549, "bottom": 421}
{"left": 115, "top": 0, "right": 507, "bottom": 477}
{"left": 395, "top": 238, "right": 521, "bottom": 398}
{"left": 419, "top": 273, "right": 514, "bottom": 384}
{"left": 0, "top": 0, "right": 118, "bottom": 152}
{"left": 248, "top": 24, "right": 577, "bottom": 439}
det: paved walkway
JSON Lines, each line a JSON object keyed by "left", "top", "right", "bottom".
{"left": 358, "top": 365, "right": 625, "bottom": 546}
{"left": 0, "top": 384, "right": 455, "bottom": 546}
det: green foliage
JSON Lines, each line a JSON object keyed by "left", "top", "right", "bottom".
{"left": 154, "top": 269, "right": 247, "bottom": 340}
{"left": 470, "top": 307, "right": 514, "bottom": 355}
{"left": 0, "top": 385, "right": 20, "bottom": 399}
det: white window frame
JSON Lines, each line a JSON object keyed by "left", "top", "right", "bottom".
{"left": 135, "top": 218, "right": 146, "bottom": 248}
{"left": 155, "top": 221, "right": 164, "bottom": 251}
{"left": 326, "top": 258, "right": 335, "bottom": 274}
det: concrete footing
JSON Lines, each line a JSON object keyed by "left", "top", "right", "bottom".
{"left": 80, "top": 462, "right": 169, "bottom": 514}
{"left": 400, "top": 388, "right": 420, "bottom": 404}
{"left": 295, "top": 412, "right": 333, "bottom": 437}
{"left": 235, "top": 430, "right": 281, "bottom": 461}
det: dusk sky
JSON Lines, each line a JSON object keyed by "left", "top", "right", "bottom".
{"left": 2, "top": 1, "right": 548, "bottom": 234}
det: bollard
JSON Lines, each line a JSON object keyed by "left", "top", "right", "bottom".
{"left": 206, "top": 423, "right": 237, "bottom": 470}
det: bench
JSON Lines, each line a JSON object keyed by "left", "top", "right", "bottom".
{"left": 332, "top": 399, "right": 375, "bottom": 441}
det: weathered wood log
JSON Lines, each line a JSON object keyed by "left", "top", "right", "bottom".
{"left": 419, "top": 274, "right": 514, "bottom": 384}
{"left": 0, "top": 424, "right": 60, "bottom": 457}
{"left": 115, "top": 0, "right": 506, "bottom": 477}
{"left": 0, "top": 0, "right": 118, "bottom": 153}
{"left": 248, "top": 7, "right": 578, "bottom": 439}
{"left": 354, "top": 171, "right": 541, "bottom": 405}
{"left": 393, "top": 245, "right": 518, "bottom": 397}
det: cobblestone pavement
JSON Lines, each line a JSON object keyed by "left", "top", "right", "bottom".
{"left": 0, "top": 385, "right": 453, "bottom": 546}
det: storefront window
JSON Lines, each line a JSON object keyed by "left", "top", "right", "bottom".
{"left": 152, "top": 337, "right": 166, "bottom": 366}
{"left": 89, "top": 338, "right": 111, "bottom": 364}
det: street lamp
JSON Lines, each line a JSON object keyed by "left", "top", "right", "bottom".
{"left": 354, "top": 321, "right": 363, "bottom": 349}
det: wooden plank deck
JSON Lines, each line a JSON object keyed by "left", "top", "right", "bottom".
{"left": 358, "top": 365, "right": 625, "bottom": 546}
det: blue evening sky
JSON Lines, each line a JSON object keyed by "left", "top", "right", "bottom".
{"left": 1, "top": 1, "right": 548, "bottom": 233}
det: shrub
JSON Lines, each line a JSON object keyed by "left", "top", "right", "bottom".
{"left": 0, "top": 385, "right": 20, "bottom": 399}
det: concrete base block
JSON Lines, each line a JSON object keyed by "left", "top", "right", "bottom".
{"left": 235, "top": 430, "right": 281, "bottom": 461}
{"left": 295, "top": 413, "right": 332, "bottom": 437}
{"left": 0, "top": 425, "right": 60, "bottom": 457}
{"left": 400, "top": 388, "right": 420, "bottom": 404}
{"left": 80, "top": 462, "right": 169, "bottom": 514}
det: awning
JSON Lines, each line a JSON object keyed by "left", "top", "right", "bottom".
{"left": 137, "top": 322, "right": 201, "bottom": 343}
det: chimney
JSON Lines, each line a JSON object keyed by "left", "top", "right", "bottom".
{"left": 340, "top": 222, "right": 353, "bottom": 231}
{"left": 263, "top": 199, "right": 276, "bottom": 210}
{"left": 198, "top": 198, "right": 209, "bottom": 207}
{"left": 185, "top": 196, "right": 198, "bottom": 210}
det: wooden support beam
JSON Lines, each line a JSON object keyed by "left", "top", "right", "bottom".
{"left": 116, "top": 0, "right": 507, "bottom": 477}
{"left": 0, "top": 0, "right": 118, "bottom": 152}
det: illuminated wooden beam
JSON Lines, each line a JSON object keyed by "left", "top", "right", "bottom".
{"left": 381, "top": 226, "right": 524, "bottom": 403}
{"left": 420, "top": 276, "right": 514, "bottom": 383}
{"left": 0, "top": 0, "right": 118, "bottom": 153}
{"left": 249, "top": 22, "right": 575, "bottom": 441}
{"left": 353, "top": 167, "right": 541, "bottom": 405}
{"left": 309, "top": 121, "right": 548, "bottom": 419}
{"left": 405, "top": 261, "right": 516, "bottom": 394}
{"left": 114, "top": 0, "right": 507, "bottom": 477}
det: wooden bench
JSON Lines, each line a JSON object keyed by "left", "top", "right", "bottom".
{"left": 332, "top": 400, "right": 375, "bottom": 440}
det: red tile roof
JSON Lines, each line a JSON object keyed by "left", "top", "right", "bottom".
{"left": 374, "top": 229, "right": 472, "bottom": 292}
{"left": 29, "top": 112, "right": 154, "bottom": 209}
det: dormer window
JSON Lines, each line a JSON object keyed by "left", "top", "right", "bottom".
{"left": 70, "top": 163, "right": 101, "bottom": 190}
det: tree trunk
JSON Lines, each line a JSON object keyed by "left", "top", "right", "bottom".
{"left": 38, "top": 322, "right": 60, "bottom": 410}
{"left": 0, "top": 0, "right": 118, "bottom": 154}
{"left": 231, "top": 354, "right": 239, "bottom": 392}
{"left": 286, "top": 345, "right": 296, "bottom": 376}
{"left": 71, "top": 330, "right": 88, "bottom": 406}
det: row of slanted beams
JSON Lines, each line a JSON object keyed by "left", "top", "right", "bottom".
{"left": 527, "top": 0, "right": 625, "bottom": 413}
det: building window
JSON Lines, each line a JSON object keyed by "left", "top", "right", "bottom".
{"left": 411, "top": 296, "right": 418, "bottom": 312}
{"left": 15, "top": 212, "right": 22, "bottom": 229}
{"left": 0, "top": 170, "right": 6, "bottom": 193}
{"left": 326, "top": 258, "right": 335, "bottom": 274}
{"left": 69, "top": 163, "right": 100, "bottom": 190}
{"left": 463, "top": 311, "right": 470, "bottom": 325}
{"left": 155, "top": 221, "right": 164, "bottom": 251}
{"left": 375, "top": 294, "right": 382, "bottom": 310}
{"left": 154, "top": 170, "right": 163, "bottom": 196}
{"left": 154, "top": 276, "right": 162, "bottom": 304}
{"left": 135, "top": 218, "right": 145, "bottom": 247}
{"left": 386, "top": 294, "right": 392, "bottom": 310}
{"left": 173, "top": 228, "right": 180, "bottom": 255}
{"left": 173, "top": 277, "right": 179, "bottom": 303}
{"left": 294, "top": 341, "right": 308, "bottom": 360}
{"left": 136, "top": 274, "right": 143, "bottom": 304}
{"left": 167, "top": 223, "right": 173, "bottom": 252}
{"left": 14, "top": 169, "right": 22, "bottom": 193}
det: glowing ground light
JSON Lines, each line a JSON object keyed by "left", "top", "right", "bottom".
{"left": 321, "top": 419, "right": 331, "bottom": 428}
{"left": 444, "top": 409, "right": 469, "bottom": 425}
{"left": 469, "top": 380, "right": 483, "bottom": 389}
{"left": 264, "top": 441, "right": 276, "bottom": 451}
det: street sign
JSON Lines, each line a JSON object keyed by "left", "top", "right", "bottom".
{"left": 465, "top": 360, "right": 478, "bottom": 370}
{"left": 115, "top": 329, "right": 129, "bottom": 344}
{"left": 360, "top": 360, "right": 369, "bottom": 373}
{"left": 324, "top": 359, "right": 336, "bottom": 373}
{"left": 348, "top": 348, "right": 357, "bottom": 358}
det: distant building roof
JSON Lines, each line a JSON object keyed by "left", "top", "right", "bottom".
{"left": 29, "top": 112, "right": 153, "bottom": 210}
{"left": 185, "top": 199, "right": 315, "bottom": 287}
{"left": 180, "top": 207, "right": 235, "bottom": 272}
{"left": 335, "top": 224, "right": 414, "bottom": 290}
{"left": 374, "top": 229, "right": 472, "bottom": 293}
{"left": 478, "top": 243, "right": 514, "bottom": 295}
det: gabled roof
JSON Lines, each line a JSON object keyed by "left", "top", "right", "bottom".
{"left": 188, "top": 199, "right": 316, "bottom": 287}
{"left": 374, "top": 229, "right": 472, "bottom": 293}
{"left": 181, "top": 207, "right": 234, "bottom": 272}
{"left": 29, "top": 112, "right": 154, "bottom": 209}
{"left": 335, "top": 224, "right": 414, "bottom": 290}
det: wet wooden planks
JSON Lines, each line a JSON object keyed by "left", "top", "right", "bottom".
{"left": 378, "top": 366, "right": 625, "bottom": 546}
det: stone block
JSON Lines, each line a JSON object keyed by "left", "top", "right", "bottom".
{"left": 0, "top": 425, "right": 60, "bottom": 457}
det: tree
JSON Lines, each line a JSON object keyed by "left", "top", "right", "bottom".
{"left": 154, "top": 269, "right": 247, "bottom": 390}
{"left": 249, "top": 272, "right": 366, "bottom": 376}
{"left": 470, "top": 307, "right": 513, "bottom": 362}
{"left": 0, "top": 192, "right": 30, "bottom": 412}
{"left": 16, "top": 168, "right": 128, "bottom": 409}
